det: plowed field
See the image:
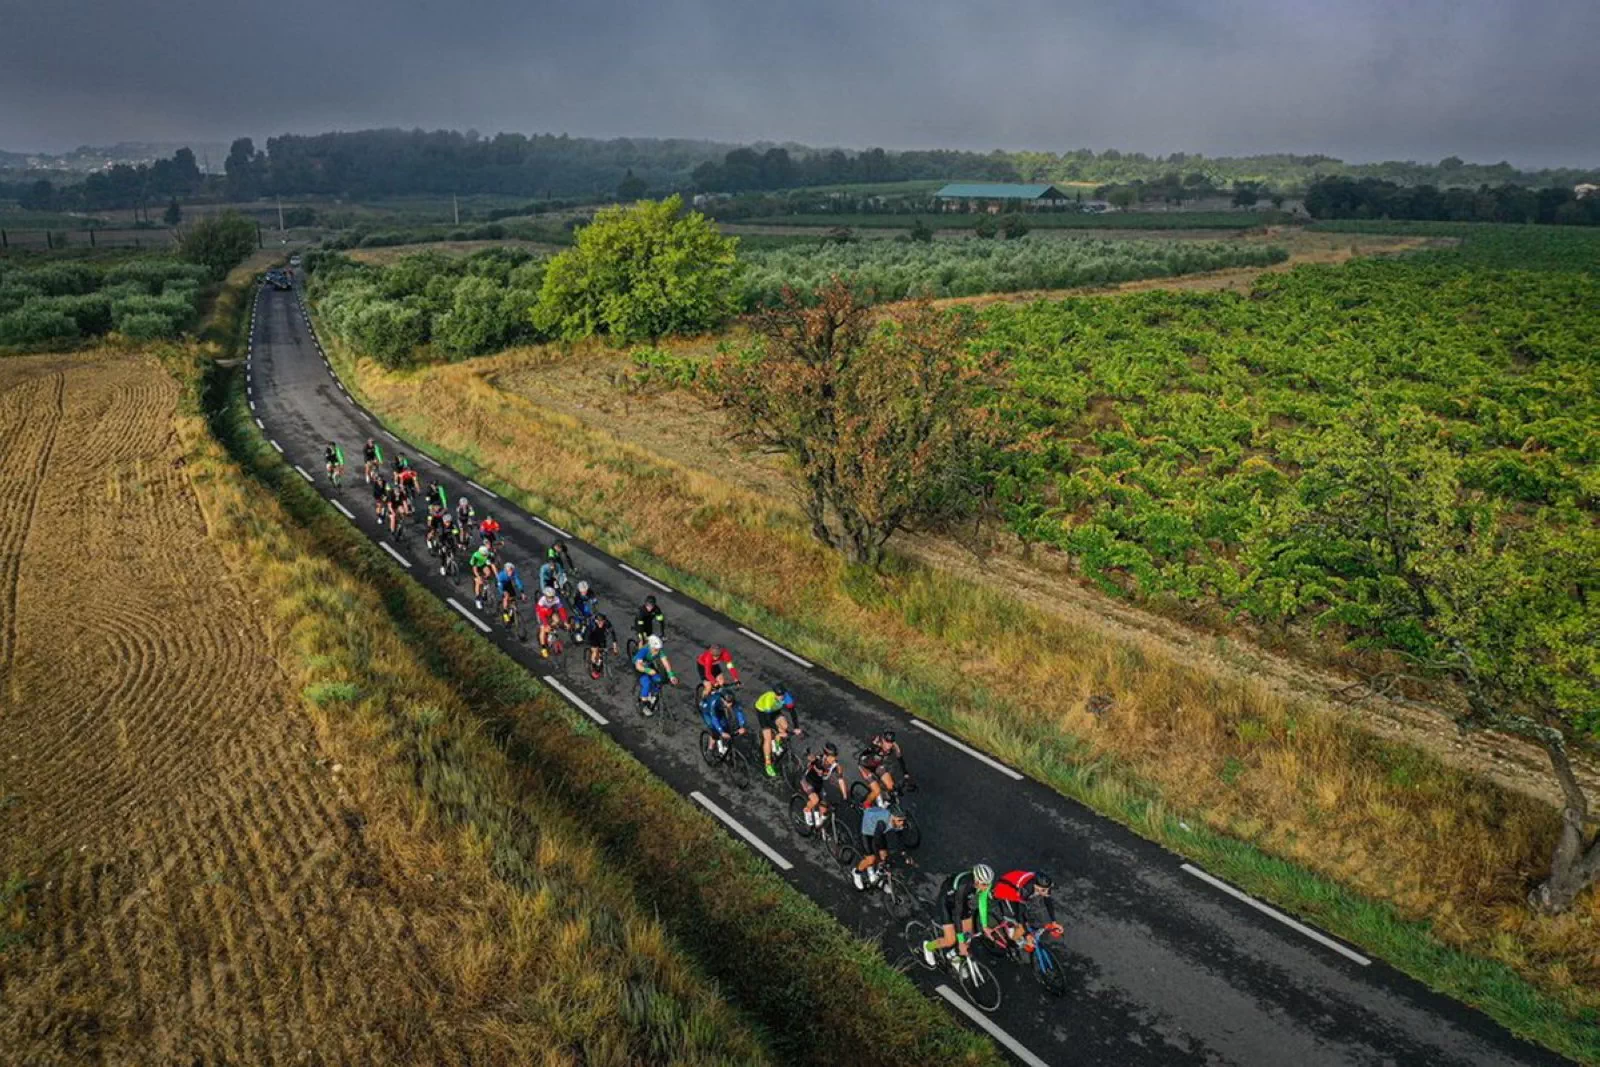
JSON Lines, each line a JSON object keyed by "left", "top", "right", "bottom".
{"left": 0, "top": 352, "right": 598, "bottom": 1064}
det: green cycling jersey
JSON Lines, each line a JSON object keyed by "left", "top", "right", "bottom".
{"left": 469, "top": 547, "right": 493, "bottom": 570}
{"left": 755, "top": 690, "right": 788, "bottom": 714}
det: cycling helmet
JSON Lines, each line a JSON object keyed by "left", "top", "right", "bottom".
{"left": 541, "top": 586, "right": 555, "bottom": 598}
{"left": 504, "top": 562, "right": 516, "bottom": 572}
{"left": 822, "top": 741, "right": 838, "bottom": 757}
{"left": 644, "top": 595, "right": 657, "bottom": 607}
{"left": 1033, "top": 872, "right": 1053, "bottom": 891}
{"left": 647, "top": 635, "right": 663, "bottom": 652}
{"left": 458, "top": 497, "right": 468, "bottom": 508}
{"left": 577, "top": 580, "right": 590, "bottom": 595}
{"left": 878, "top": 730, "right": 896, "bottom": 745}
{"left": 972, "top": 863, "right": 996, "bottom": 886}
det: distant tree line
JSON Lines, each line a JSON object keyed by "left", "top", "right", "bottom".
{"left": 1304, "top": 177, "right": 1600, "bottom": 226}
{"left": 6, "top": 129, "right": 1599, "bottom": 211}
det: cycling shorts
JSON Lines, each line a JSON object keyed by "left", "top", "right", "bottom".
{"left": 938, "top": 890, "right": 976, "bottom": 927}
{"left": 756, "top": 708, "right": 782, "bottom": 733}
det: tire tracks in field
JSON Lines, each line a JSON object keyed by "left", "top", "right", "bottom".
{"left": 0, "top": 368, "right": 64, "bottom": 704}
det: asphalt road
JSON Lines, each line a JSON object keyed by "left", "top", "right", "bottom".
{"left": 245, "top": 280, "right": 1566, "bottom": 1067}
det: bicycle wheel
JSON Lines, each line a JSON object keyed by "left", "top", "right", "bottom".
{"left": 1033, "top": 942, "right": 1068, "bottom": 998}
{"left": 903, "top": 919, "right": 939, "bottom": 970}
{"left": 959, "top": 956, "right": 1003, "bottom": 1014}
{"left": 513, "top": 608, "right": 528, "bottom": 643}
{"left": 823, "top": 817, "right": 851, "bottom": 865}
{"left": 626, "top": 637, "right": 639, "bottom": 658}
{"left": 699, "top": 731, "right": 721, "bottom": 767}
{"left": 726, "top": 745, "right": 752, "bottom": 790}
{"left": 849, "top": 781, "right": 870, "bottom": 807}
{"left": 788, "top": 794, "right": 816, "bottom": 839}
{"left": 900, "top": 808, "right": 923, "bottom": 851}
{"left": 779, "top": 747, "right": 804, "bottom": 793}
{"left": 884, "top": 873, "right": 915, "bottom": 919}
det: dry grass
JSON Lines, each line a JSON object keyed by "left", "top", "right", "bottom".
{"left": 0, "top": 348, "right": 769, "bottom": 1064}
{"left": 347, "top": 240, "right": 562, "bottom": 266}
{"left": 332, "top": 336, "right": 1600, "bottom": 1051}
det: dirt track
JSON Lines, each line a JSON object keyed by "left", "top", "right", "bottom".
{"left": 0, "top": 353, "right": 445, "bottom": 1062}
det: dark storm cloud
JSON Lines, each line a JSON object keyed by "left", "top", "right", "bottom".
{"left": 2, "top": 0, "right": 1596, "bottom": 166}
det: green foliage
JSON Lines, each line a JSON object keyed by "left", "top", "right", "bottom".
{"left": 0, "top": 256, "right": 206, "bottom": 347}
{"left": 907, "top": 217, "right": 934, "bottom": 243}
{"left": 534, "top": 196, "right": 740, "bottom": 342}
{"left": 118, "top": 311, "right": 178, "bottom": 340}
{"left": 739, "top": 234, "right": 1288, "bottom": 306}
{"left": 0, "top": 304, "right": 77, "bottom": 345}
{"left": 179, "top": 211, "right": 257, "bottom": 279}
{"left": 308, "top": 247, "right": 547, "bottom": 365}
{"left": 162, "top": 197, "right": 181, "bottom": 226}
{"left": 1001, "top": 214, "right": 1030, "bottom": 240}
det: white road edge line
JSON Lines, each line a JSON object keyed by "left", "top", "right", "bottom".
{"left": 736, "top": 626, "right": 814, "bottom": 668}
{"left": 544, "top": 676, "right": 609, "bottom": 726}
{"left": 934, "top": 986, "right": 1049, "bottom": 1067}
{"left": 269, "top": 439, "right": 284, "bottom": 454}
{"left": 419, "top": 454, "right": 441, "bottom": 468}
{"left": 332, "top": 500, "right": 355, "bottom": 520}
{"left": 382, "top": 430, "right": 400, "bottom": 442}
{"left": 531, "top": 515, "right": 571, "bottom": 538}
{"left": 467, "top": 479, "right": 499, "bottom": 500}
{"left": 361, "top": 412, "right": 374, "bottom": 422}
{"left": 1180, "top": 864, "right": 1372, "bottom": 966}
{"left": 254, "top": 418, "right": 263, "bottom": 429}
{"left": 293, "top": 465, "right": 314, "bottom": 483}
{"left": 619, "top": 563, "right": 673, "bottom": 593}
{"left": 446, "top": 597, "right": 494, "bottom": 634}
{"left": 909, "top": 719, "right": 1024, "bottom": 781}
{"left": 688, "top": 791, "right": 793, "bottom": 871}
{"left": 379, "top": 542, "right": 412, "bottom": 568}
{"left": 248, "top": 399, "right": 256, "bottom": 411}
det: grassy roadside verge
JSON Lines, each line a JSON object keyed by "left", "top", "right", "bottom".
{"left": 203, "top": 285, "right": 996, "bottom": 1064}
{"left": 322, "top": 331, "right": 1600, "bottom": 1063}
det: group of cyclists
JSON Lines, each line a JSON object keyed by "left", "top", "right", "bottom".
{"left": 321, "top": 434, "right": 1068, "bottom": 978}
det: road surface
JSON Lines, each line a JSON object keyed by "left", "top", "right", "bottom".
{"left": 244, "top": 280, "right": 1566, "bottom": 1067}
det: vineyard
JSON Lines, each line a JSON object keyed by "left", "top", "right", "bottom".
{"left": 739, "top": 234, "right": 1289, "bottom": 305}
{"left": 0, "top": 257, "right": 210, "bottom": 346}
{"left": 980, "top": 248, "right": 1597, "bottom": 660}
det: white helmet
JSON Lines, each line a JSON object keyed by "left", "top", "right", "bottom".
{"left": 972, "top": 863, "right": 995, "bottom": 886}
{"left": 541, "top": 586, "right": 556, "bottom": 598}
{"left": 577, "top": 580, "right": 590, "bottom": 595}
{"left": 646, "top": 635, "right": 663, "bottom": 652}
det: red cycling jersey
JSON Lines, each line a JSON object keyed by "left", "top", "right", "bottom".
{"left": 993, "top": 870, "right": 1036, "bottom": 905}
{"left": 479, "top": 518, "right": 501, "bottom": 538}
{"left": 696, "top": 646, "right": 740, "bottom": 684}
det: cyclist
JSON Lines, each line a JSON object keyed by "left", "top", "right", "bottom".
{"left": 384, "top": 479, "right": 406, "bottom": 535}
{"left": 428, "top": 481, "right": 449, "bottom": 514}
{"left": 923, "top": 864, "right": 998, "bottom": 969}
{"left": 632, "top": 634, "right": 678, "bottom": 714}
{"left": 851, "top": 808, "right": 909, "bottom": 891}
{"left": 993, "top": 870, "right": 1063, "bottom": 946}
{"left": 479, "top": 514, "right": 502, "bottom": 550}
{"left": 424, "top": 499, "right": 446, "bottom": 555}
{"left": 695, "top": 643, "right": 741, "bottom": 700}
{"left": 534, "top": 586, "right": 570, "bottom": 658}
{"left": 396, "top": 464, "right": 419, "bottom": 509}
{"left": 753, "top": 684, "right": 800, "bottom": 778}
{"left": 699, "top": 687, "right": 748, "bottom": 758}
{"left": 799, "top": 742, "right": 847, "bottom": 827}
{"left": 544, "top": 541, "right": 575, "bottom": 589}
{"left": 569, "top": 580, "right": 599, "bottom": 638}
{"left": 455, "top": 496, "right": 475, "bottom": 535}
{"left": 323, "top": 440, "right": 344, "bottom": 484}
{"left": 436, "top": 513, "right": 460, "bottom": 574}
{"left": 584, "top": 610, "right": 619, "bottom": 679}
{"left": 537, "top": 556, "right": 565, "bottom": 599}
{"left": 496, "top": 562, "right": 526, "bottom": 624}
{"left": 369, "top": 473, "right": 388, "bottom": 521}
{"left": 869, "top": 730, "right": 907, "bottom": 781}
{"left": 470, "top": 544, "right": 496, "bottom": 609}
{"left": 362, "top": 438, "right": 382, "bottom": 484}
{"left": 633, "top": 595, "right": 665, "bottom": 644}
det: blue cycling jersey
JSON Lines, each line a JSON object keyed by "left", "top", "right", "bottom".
{"left": 700, "top": 693, "right": 746, "bottom": 734}
{"left": 496, "top": 568, "right": 524, "bottom": 595}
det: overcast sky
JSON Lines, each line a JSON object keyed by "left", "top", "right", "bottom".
{"left": 2, "top": 0, "right": 1596, "bottom": 168}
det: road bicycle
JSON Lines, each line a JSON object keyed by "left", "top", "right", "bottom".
{"left": 855, "top": 850, "right": 917, "bottom": 918}
{"left": 903, "top": 916, "right": 1003, "bottom": 1014}
{"left": 981, "top": 918, "right": 1068, "bottom": 999}
{"left": 700, "top": 728, "right": 754, "bottom": 790}
{"left": 788, "top": 791, "right": 855, "bottom": 866}
{"left": 539, "top": 622, "right": 568, "bottom": 670}
{"left": 439, "top": 542, "right": 463, "bottom": 583}
{"left": 499, "top": 595, "right": 529, "bottom": 642}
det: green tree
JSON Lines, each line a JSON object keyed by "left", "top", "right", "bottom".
{"left": 616, "top": 168, "right": 648, "bottom": 202}
{"left": 1232, "top": 181, "right": 1262, "bottom": 208}
{"left": 1293, "top": 408, "right": 1600, "bottom": 912}
{"left": 714, "top": 283, "right": 1008, "bottom": 567}
{"left": 179, "top": 211, "right": 257, "bottom": 279}
{"left": 908, "top": 217, "right": 934, "bottom": 243}
{"left": 972, "top": 215, "right": 996, "bottom": 239}
{"left": 1001, "top": 215, "right": 1030, "bottom": 240}
{"left": 533, "top": 195, "right": 739, "bottom": 343}
{"left": 163, "top": 197, "right": 181, "bottom": 226}
{"left": 1107, "top": 186, "right": 1138, "bottom": 211}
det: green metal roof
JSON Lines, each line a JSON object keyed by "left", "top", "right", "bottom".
{"left": 934, "top": 182, "right": 1067, "bottom": 199}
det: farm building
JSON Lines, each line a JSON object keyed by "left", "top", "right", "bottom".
{"left": 934, "top": 182, "right": 1071, "bottom": 212}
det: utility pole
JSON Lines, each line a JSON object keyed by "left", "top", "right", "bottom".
{"left": 453, "top": 193, "right": 460, "bottom": 226}
{"left": 278, "top": 199, "right": 285, "bottom": 231}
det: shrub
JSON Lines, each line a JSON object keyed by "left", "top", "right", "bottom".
{"left": 0, "top": 305, "right": 78, "bottom": 345}
{"left": 118, "top": 311, "right": 178, "bottom": 340}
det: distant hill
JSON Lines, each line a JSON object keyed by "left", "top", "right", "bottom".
{"left": 0, "top": 141, "right": 230, "bottom": 174}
